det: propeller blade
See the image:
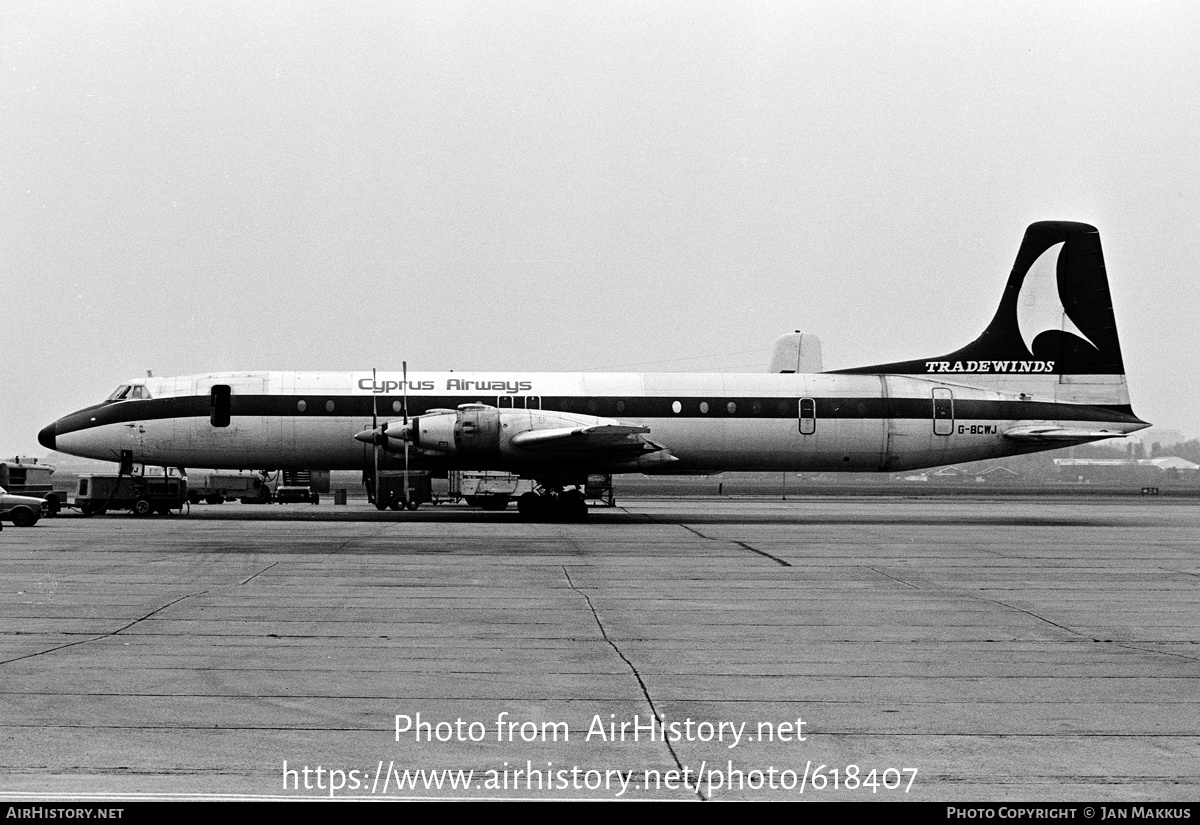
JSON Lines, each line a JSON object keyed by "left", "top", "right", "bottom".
{"left": 372, "top": 367, "right": 380, "bottom": 507}
{"left": 402, "top": 360, "right": 409, "bottom": 506}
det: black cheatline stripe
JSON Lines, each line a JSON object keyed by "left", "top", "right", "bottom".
{"left": 53, "top": 394, "right": 1145, "bottom": 435}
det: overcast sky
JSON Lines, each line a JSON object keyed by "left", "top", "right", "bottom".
{"left": 3, "top": 1, "right": 1198, "bottom": 459}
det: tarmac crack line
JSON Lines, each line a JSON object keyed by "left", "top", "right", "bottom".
{"left": 1166, "top": 568, "right": 1200, "bottom": 580}
{"left": 239, "top": 562, "right": 279, "bottom": 585}
{"left": 971, "top": 596, "right": 1085, "bottom": 638}
{"left": 963, "top": 590, "right": 1199, "bottom": 660}
{"left": 1108, "top": 641, "right": 1200, "bottom": 664}
{"left": 866, "top": 566, "right": 920, "bottom": 589}
{"left": 734, "top": 541, "right": 791, "bottom": 567}
{"left": 0, "top": 592, "right": 204, "bottom": 667}
{"left": 681, "top": 525, "right": 791, "bottom": 567}
{"left": 561, "top": 565, "right": 707, "bottom": 802}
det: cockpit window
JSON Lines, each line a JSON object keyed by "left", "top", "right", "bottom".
{"left": 104, "top": 384, "right": 152, "bottom": 403}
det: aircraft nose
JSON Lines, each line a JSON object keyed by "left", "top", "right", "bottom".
{"left": 38, "top": 422, "right": 56, "bottom": 451}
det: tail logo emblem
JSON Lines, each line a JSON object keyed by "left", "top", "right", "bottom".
{"left": 1016, "top": 242, "right": 1099, "bottom": 355}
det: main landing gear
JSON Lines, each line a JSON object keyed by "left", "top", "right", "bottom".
{"left": 516, "top": 486, "right": 588, "bottom": 522}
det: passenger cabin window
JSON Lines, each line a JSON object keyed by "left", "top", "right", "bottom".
{"left": 210, "top": 385, "right": 231, "bottom": 427}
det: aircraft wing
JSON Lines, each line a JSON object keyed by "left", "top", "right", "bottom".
{"left": 510, "top": 424, "right": 661, "bottom": 454}
{"left": 1002, "top": 425, "right": 1123, "bottom": 444}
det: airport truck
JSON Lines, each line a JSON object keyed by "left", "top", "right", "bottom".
{"left": 455, "top": 471, "right": 534, "bottom": 510}
{"left": 0, "top": 457, "right": 67, "bottom": 515}
{"left": 370, "top": 470, "right": 432, "bottom": 510}
{"left": 272, "top": 470, "right": 327, "bottom": 505}
{"left": 74, "top": 472, "right": 187, "bottom": 516}
{"left": 187, "top": 471, "right": 271, "bottom": 505}
{"left": 449, "top": 472, "right": 612, "bottom": 510}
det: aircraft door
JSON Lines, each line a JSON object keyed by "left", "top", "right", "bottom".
{"left": 194, "top": 376, "right": 267, "bottom": 463}
{"left": 798, "top": 397, "right": 816, "bottom": 435}
{"left": 932, "top": 388, "right": 954, "bottom": 436}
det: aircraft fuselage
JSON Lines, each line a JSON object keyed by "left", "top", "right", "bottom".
{"left": 42, "top": 369, "right": 1146, "bottom": 477}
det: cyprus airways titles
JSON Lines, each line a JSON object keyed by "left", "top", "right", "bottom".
{"left": 39, "top": 222, "right": 1148, "bottom": 488}
{"left": 360, "top": 378, "right": 533, "bottom": 394}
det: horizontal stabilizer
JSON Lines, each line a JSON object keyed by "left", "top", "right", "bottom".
{"left": 1002, "top": 425, "right": 1124, "bottom": 444}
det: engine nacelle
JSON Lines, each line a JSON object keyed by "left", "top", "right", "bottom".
{"left": 383, "top": 403, "right": 664, "bottom": 467}
{"left": 405, "top": 404, "right": 500, "bottom": 456}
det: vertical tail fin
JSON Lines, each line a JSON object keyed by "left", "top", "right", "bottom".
{"left": 837, "top": 221, "right": 1139, "bottom": 413}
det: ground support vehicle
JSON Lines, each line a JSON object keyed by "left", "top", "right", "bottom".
{"left": 455, "top": 471, "right": 534, "bottom": 511}
{"left": 274, "top": 486, "right": 320, "bottom": 505}
{"left": 584, "top": 474, "right": 615, "bottom": 507}
{"left": 371, "top": 471, "right": 432, "bottom": 511}
{"left": 74, "top": 474, "right": 187, "bottom": 516}
{"left": 0, "top": 458, "right": 67, "bottom": 515}
{"left": 187, "top": 472, "right": 271, "bottom": 505}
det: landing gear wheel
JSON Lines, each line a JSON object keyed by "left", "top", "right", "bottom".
{"left": 558, "top": 490, "right": 589, "bottom": 522}
{"left": 518, "top": 492, "right": 549, "bottom": 519}
{"left": 132, "top": 498, "right": 153, "bottom": 517}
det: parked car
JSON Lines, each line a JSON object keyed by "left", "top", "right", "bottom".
{"left": 0, "top": 485, "right": 48, "bottom": 527}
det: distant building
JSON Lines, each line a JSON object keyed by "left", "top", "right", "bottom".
{"left": 1054, "top": 457, "right": 1199, "bottom": 471}
{"left": 901, "top": 465, "right": 1023, "bottom": 483}
{"left": 1052, "top": 456, "right": 1199, "bottom": 482}
{"left": 1141, "top": 457, "right": 1200, "bottom": 472}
